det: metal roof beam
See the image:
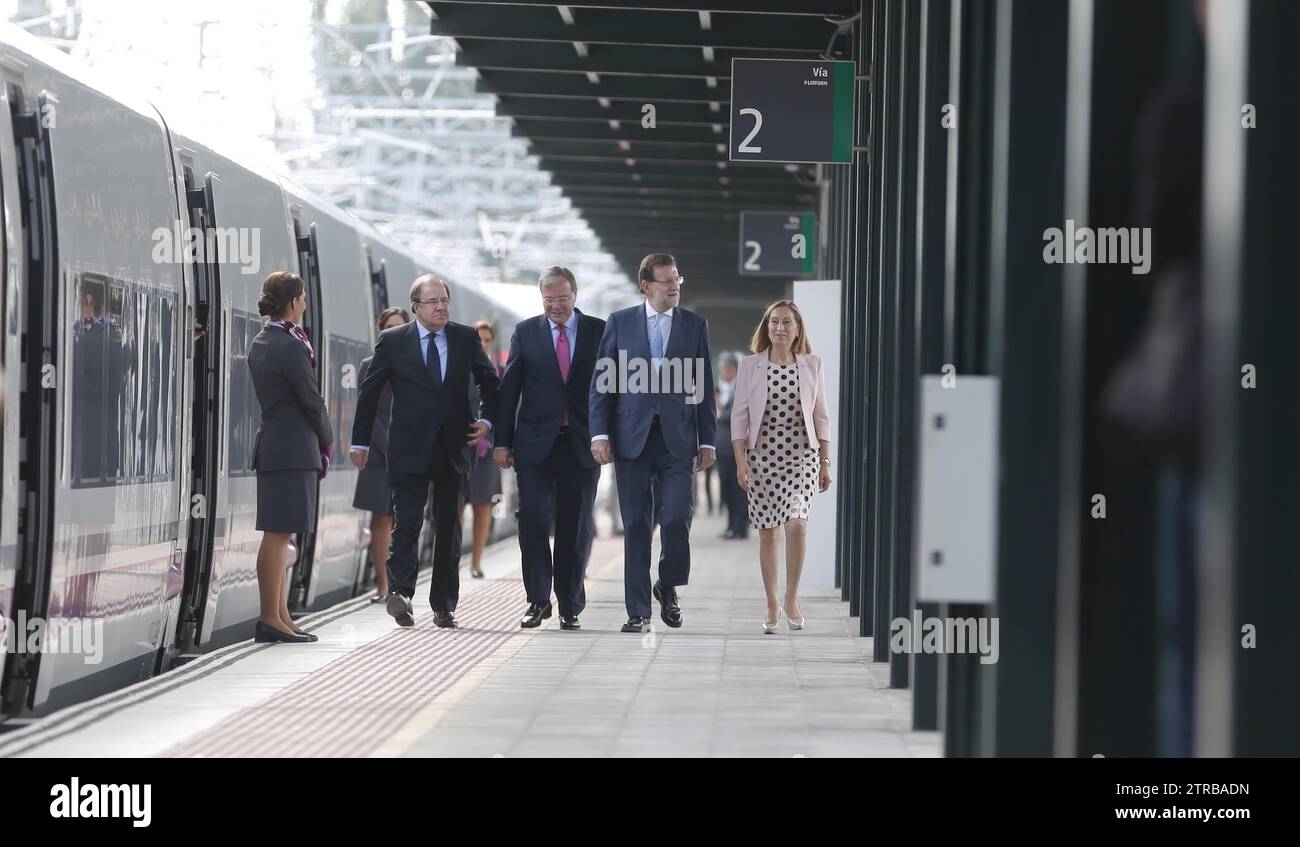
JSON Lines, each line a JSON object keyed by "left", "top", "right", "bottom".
{"left": 427, "top": 1, "right": 854, "bottom": 16}
{"left": 430, "top": 3, "right": 836, "bottom": 51}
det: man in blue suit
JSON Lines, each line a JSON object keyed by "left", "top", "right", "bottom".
{"left": 589, "top": 254, "right": 717, "bottom": 633}
{"left": 494, "top": 267, "right": 606, "bottom": 631}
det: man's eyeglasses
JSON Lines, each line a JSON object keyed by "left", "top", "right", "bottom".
{"left": 650, "top": 275, "right": 685, "bottom": 286}
{"left": 542, "top": 294, "right": 573, "bottom": 306}
{"left": 415, "top": 297, "right": 451, "bottom": 307}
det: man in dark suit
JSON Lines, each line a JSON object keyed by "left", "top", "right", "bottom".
{"left": 493, "top": 267, "right": 606, "bottom": 631}
{"left": 350, "top": 275, "right": 499, "bottom": 628}
{"left": 589, "top": 254, "right": 717, "bottom": 633}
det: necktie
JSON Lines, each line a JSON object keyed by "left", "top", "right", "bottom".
{"left": 427, "top": 331, "right": 442, "bottom": 388}
{"left": 555, "top": 323, "right": 570, "bottom": 424}
{"left": 650, "top": 312, "right": 664, "bottom": 362}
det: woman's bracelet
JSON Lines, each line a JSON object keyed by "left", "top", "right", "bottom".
{"left": 820, "top": 457, "right": 832, "bottom": 466}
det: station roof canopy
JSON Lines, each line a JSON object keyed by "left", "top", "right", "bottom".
{"left": 424, "top": 0, "right": 856, "bottom": 313}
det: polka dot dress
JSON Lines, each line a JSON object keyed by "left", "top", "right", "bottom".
{"left": 746, "top": 361, "right": 819, "bottom": 529}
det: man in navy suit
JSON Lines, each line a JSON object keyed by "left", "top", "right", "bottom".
{"left": 494, "top": 267, "right": 606, "bottom": 631}
{"left": 589, "top": 254, "right": 717, "bottom": 633}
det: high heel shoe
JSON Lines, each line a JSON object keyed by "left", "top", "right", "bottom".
{"left": 254, "top": 621, "right": 315, "bottom": 644}
{"left": 762, "top": 608, "right": 784, "bottom": 635}
{"left": 784, "top": 604, "right": 805, "bottom": 631}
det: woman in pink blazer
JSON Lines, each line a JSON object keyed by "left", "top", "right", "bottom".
{"left": 730, "top": 300, "right": 833, "bottom": 634}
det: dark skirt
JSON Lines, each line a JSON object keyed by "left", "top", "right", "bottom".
{"left": 352, "top": 450, "right": 394, "bottom": 515}
{"left": 467, "top": 450, "right": 502, "bottom": 505}
{"left": 256, "top": 469, "right": 319, "bottom": 533}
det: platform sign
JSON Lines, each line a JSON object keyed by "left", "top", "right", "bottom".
{"left": 729, "top": 58, "right": 856, "bottom": 164}
{"left": 739, "top": 211, "right": 817, "bottom": 277}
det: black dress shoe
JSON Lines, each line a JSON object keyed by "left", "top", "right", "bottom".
{"left": 520, "top": 601, "right": 553, "bottom": 629}
{"left": 653, "top": 580, "right": 682, "bottom": 628}
{"left": 621, "top": 616, "right": 651, "bottom": 633}
{"left": 292, "top": 630, "right": 320, "bottom": 642}
{"left": 433, "top": 610, "right": 458, "bottom": 629}
{"left": 386, "top": 593, "right": 415, "bottom": 628}
{"left": 559, "top": 615, "right": 580, "bottom": 631}
{"left": 254, "top": 621, "right": 315, "bottom": 644}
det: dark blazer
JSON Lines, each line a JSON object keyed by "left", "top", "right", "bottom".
{"left": 588, "top": 303, "right": 717, "bottom": 460}
{"left": 494, "top": 309, "right": 606, "bottom": 468}
{"left": 248, "top": 324, "right": 332, "bottom": 472}
{"left": 356, "top": 356, "right": 392, "bottom": 462}
{"left": 351, "top": 319, "right": 500, "bottom": 477}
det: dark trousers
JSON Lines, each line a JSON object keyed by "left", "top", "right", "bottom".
{"left": 718, "top": 454, "right": 749, "bottom": 534}
{"left": 615, "top": 421, "right": 694, "bottom": 618}
{"left": 388, "top": 436, "right": 465, "bottom": 612}
{"left": 515, "top": 433, "right": 599, "bottom": 617}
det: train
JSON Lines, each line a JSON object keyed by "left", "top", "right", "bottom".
{"left": 0, "top": 22, "right": 524, "bottom": 719}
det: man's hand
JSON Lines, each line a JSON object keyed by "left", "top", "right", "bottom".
{"left": 494, "top": 447, "right": 513, "bottom": 470}
{"left": 591, "top": 440, "right": 613, "bottom": 465}
{"left": 466, "top": 420, "right": 489, "bottom": 446}
{"left": 695, "top": 446, "right": 716, "bottom": 472}
{"left": 349, "top": 448, "right": 368, "bottom": 470}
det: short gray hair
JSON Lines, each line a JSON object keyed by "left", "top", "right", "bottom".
{"left": 538, "top": 266, "right": 576, "bottom": 291}
{"left": 410, "top": 274, "right": 451, "bottom": 304}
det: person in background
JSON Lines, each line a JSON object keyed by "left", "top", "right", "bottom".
{"left": 247, "top": 271, "right": 331, "bottom": 644}
{"left": 466, "top": 320, "right": 506, "bottom": 578}
{"left": 715, "top": 352, "right": 749, "bottom": 540}
{"left": 353, "top": 306, "right": 410, "bottom": 601}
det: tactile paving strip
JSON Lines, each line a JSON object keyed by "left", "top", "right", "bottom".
{"left": 163, "top": 578, "right": 528, "bottom": 758}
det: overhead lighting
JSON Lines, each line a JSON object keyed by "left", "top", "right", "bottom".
{"left": 557, "top": 5, "right": 576, "bottom": 25}
{"left": 702, "top": 46, "right": 714, "bottom": 62}
{"left": 698, "top": 10, "right": 712, "bottom": 31}
{"left": 706, "top": 76, "right": 717, "bottom": 88}
{"left": 598, "top": 97, "right": 612, "bottom": 108}
{"left": 574, "top": 41, "right": 589, "bottom": 58}
{"left": 709, "top": 101, "right": 721, "bottom": 113}
{"left": 618, "top": 140, "right": 632, "bottom": 151}
{"left": 586, "top": 72, "right": 600, "bottom": 84}
{"left": 608, "top": 120, "right": 620, "bottom": 130}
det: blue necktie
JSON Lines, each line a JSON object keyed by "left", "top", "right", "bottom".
{"left": 650, "top": 312, "right": 664, "bottom": 361}
{"left": 427, "top": 332, "right": 442, "bottom": 387}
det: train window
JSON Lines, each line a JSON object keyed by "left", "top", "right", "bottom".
{"left": 228, "top": 312, "right": 249, "bottom": 477}
{"left": 71, "top": 274, "right": 109, "bottom": 487}
{"left": 156, "top": 295, "right": 175, "bottom": 481}
{"left": 327, "top": 336, "right": 364, "bottom": 468}
{"left": 108, "top": 282, "right": 134, "bottom": 482}
{"left": 246, "top": 314, "right": 261, "bottom": 475}
{"left": 143, "top": 291, "right": 162, "bottom": 482}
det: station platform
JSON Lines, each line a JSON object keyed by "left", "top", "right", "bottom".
{"left": 0, "top": 514, "right": 940, "bottom": 758}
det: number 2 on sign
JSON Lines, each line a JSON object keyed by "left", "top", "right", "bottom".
{"left": 738, "top": 107, "right": 763, "bottom": 153}
{"left": 744, "top": 240, "right": 762, "bottom": 271}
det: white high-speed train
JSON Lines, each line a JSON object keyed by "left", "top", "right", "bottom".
{"left": 0, "top": 24, "right": 522, "bottom": 718}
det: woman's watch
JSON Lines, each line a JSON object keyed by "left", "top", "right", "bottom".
{"left": 820, "top": 457, "right": 832, "bottom": 466}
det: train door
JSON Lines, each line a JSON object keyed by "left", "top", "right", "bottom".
{"left": 0, "top": 80, "right": 59, "bottom": 717}
{"left": 174, "top": 166, "right": 224, "bottom": 652}
{"left": 289, "top": 213, "right": 323, "bottom": 609}
{"left": 352, "top": 250, "right": 388, "bottom": 595}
